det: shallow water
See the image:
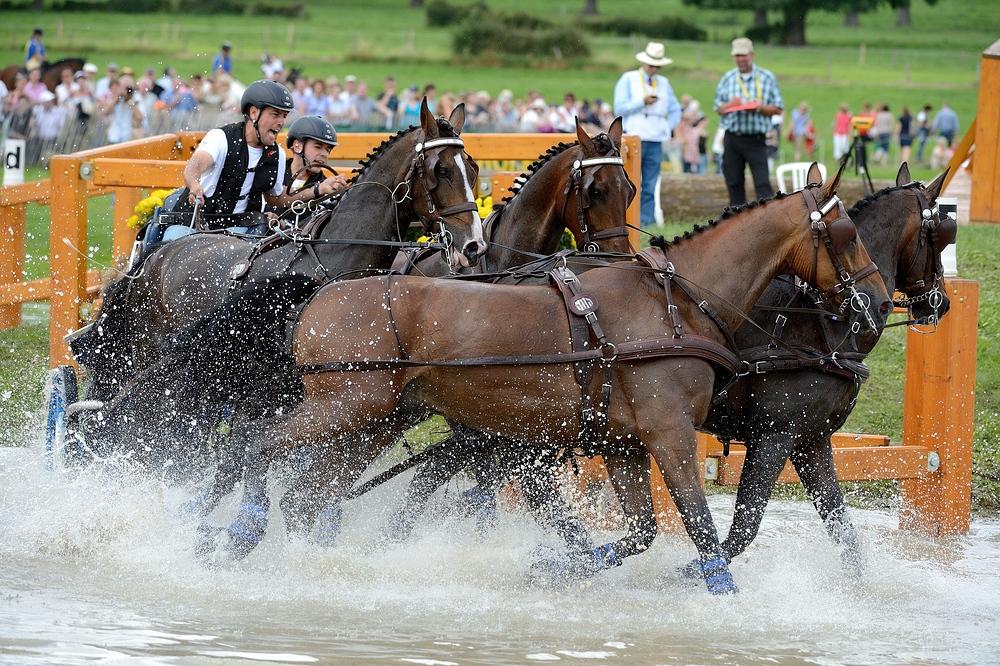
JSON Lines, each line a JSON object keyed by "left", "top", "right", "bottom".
{"left": 2, "top": 443, "right": 999, "bottom": 666}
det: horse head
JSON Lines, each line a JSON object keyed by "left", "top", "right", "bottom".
{"left": 890, "top": 163, "right": 954, "bottom": 326}
{"left": 407, "top": 98, "right": 487, "bottom": 268}
{"left": 781, "top": 162, "right": 892, "bottom": 334}
{"left": 565, "top": 116, "right": 635, "bottom": 253}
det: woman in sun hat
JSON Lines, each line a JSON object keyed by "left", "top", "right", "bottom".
{"left": 613, "top": 41, "right": 681, "bottom": 226}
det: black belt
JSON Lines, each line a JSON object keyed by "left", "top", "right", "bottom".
{"left": 727, "top": 131, "right": 767, "bottom": 137}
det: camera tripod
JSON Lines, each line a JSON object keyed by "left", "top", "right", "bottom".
{"left": 841, "top": 134, "right": 875, "bottom": 196}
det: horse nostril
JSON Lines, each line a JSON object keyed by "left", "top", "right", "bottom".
{"left": 463, "top": 244, "right": 481, "bottom": 267}
{"left": 880, "top": 300, "right": 892, "bottom": 315}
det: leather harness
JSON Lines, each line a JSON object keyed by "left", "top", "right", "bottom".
{"left": 227, "top": 131, "right": 479, "bottom": 284}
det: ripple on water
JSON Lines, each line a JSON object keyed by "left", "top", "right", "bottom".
{"left": 2, "top": 442, "right": 1000, "bottom": 665}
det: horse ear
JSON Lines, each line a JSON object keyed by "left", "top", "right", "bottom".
{"left": 896, "top": 162, "right": 912, "bottom": 186}
{"left": 420, "top": 97, "right": 439, "bottom": 138}
{"left": 924, "top": 167, "right": 949, "bottom": 203}
{"left": 576, "top": 117, "right": 596, "bottom": 154}
{"left": 448, "top": 102, "right": 466, "bottom": 135}
{"left": 807, "top": 162, "right": 823, "bottom": 186}
{"left": 608, "top": 116, "right": 623, "bottom": 149}
{"left": 820, "top": 161, "right": 844, "bottom": 201}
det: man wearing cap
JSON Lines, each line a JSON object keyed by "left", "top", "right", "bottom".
{"left": 213, "top": 42, "right": 234, "bottom": 77}
{"left": 714, "top": 37, "right": 784, "bottom": 206}
{"left": 613, "top": 41, "right": 681, "bottom": 226}
{"left": 24, "top": 28, "right": 46, "bottom": 70}
{"left": 95, "top": 62, "right": 118, "bottom": 99}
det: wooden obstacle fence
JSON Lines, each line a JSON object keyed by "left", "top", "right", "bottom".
{"left": 574, "top": 278, "right": 978, "bottom": 537}
{"left": 0, "top": 131, "right": 641, "bottom": 366}
{"left": 0, "top": 130, "right": 978, "bottom": 536}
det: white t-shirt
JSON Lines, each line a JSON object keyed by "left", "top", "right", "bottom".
{"left": 195, "top": 127, "right": 286, "bottom": 214}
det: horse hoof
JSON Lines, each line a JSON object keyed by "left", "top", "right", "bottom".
{"left": 527, "top": 547, "right": 575, "bottom": 588}
{"left": 179, "top": 490, "right": 210, "bottom": 521}
{"left": 700, "top": 556, "right": 738, "bottom": 595}
{"left": 194, "top": 522, "right": 230, "bottom": 564}
{"left": 678, "top": 557, "right": 704, "bottom": 580}
{"left": 314, "top": 506, "right": 342, "bottom": 548}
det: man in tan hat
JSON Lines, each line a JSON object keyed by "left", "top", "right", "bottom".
{"left": 613, "top": 41, "right": 681, "bottom": 226}
{"left": 714, "top": 37, "right": 784, "bottom": 205}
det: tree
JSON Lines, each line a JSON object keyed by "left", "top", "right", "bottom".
{"left": 581, "top": 0, "right": 598, "bottom": 15}
{"left": 682, "top": 0, "right": 939, "bottom": 46}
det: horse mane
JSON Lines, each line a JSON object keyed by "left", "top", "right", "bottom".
{"left": 496, "top": 133, "right": 616, "bottom": 209}
{"left": 322, "top": 116, "right": 461, "bottom": 214}
{"left": 847, "top": 184, "right": 911, "bottom": 217}
{"left": 649, "top": 190, "right": 793, "bottom": 250}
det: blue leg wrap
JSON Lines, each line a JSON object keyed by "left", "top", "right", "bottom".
{"left": 700, "top": 556, "right": 738, "bottom": 595}
{"left": 180, "top": 490, "right": 209, "bottom": 518}
{"left": 316, "top": 506, "right": 342, "bottom": 547}
{"left": 592, "top": 543, "right": 623, "bottom": 571}
{"left": 227, "top": 501, "right": 268, "bottom": 558}
{"left": 464, "top": 486, "right": 497, "bottom": 528}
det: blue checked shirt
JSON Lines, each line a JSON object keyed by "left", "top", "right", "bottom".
{"left": 714, "top": 64, "right": 783, "bottom": 135}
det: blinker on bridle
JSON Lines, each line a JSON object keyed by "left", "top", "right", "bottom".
{"left": 404, "top": 134, "right": 480, "bottom": 263}
{"left": 800, "top": 186, "right": 881, "bottom": 333}
{"left": 564, "top": 146, "right": 636, "bottom": 252}
{"left": 891, "top": 183, "right": 956, "bottom": 329}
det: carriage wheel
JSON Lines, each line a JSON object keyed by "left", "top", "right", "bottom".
{"left": 43, "top": 365, "right": 79, "bottom": 470}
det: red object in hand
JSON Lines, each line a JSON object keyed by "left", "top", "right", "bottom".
{"left": 723, "top": 101, "right": 760, "bottom": 114}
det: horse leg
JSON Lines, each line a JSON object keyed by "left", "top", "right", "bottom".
{"left": 385, "top": 429, "right": 487, "bottom": 541}
{"left": 531, "top": 448, "right": 658, "bottom": 583}
{"left": 719, "top": 433, "right": 796, "bottom": 561}
{"left": 596, "top": 449, "right": 658, "bottom": 566}
{"left": 280, "top": 414, "right": 414, "bottom": 545}
{"left": 499, "top": 446, "right": 595, "bottom": 555}
{"left": 646, "top": 427, "right": 737, "bottom": 595}
{"left": 789, "top": 437, "right": 864, "bottom": 577}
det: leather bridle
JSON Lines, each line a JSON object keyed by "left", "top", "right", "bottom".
{"left": 561, "top": 142, "right": 636, "bottom": 252}
{"left": 799, "top": 186, "right": 881, "bottom": 333}
{"left": 891, "top": 184, "right": 956, "bottom": 327}
{"left": 401, "top": 133, "right": 481, "bottom": 258}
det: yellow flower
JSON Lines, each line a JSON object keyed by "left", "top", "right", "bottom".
{"left": 130, "top": 188, "right": 177, "bottom": 229}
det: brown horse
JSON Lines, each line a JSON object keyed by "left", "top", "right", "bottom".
{"left": 179, "top": 164, "right": 891, "bottom": 593}
{"left": 0, "top": 57, "right": 85, "bottom": 91}
{"left": 70, "top": 101, "right": 484, "bottom": 470}
{"left": 274, "top": 118, "right": 636, "bottom": 544}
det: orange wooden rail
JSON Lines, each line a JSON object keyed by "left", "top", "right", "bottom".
{"left": 0, "top": 131, "right": 640, "bottom": 364}
{"left": 575, "top": 278, "right": 978, "bottom": 536}
{"left": 971, "top": 38, "right": 1000, "bottom": 223}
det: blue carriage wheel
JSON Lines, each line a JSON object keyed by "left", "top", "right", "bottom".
{"left": 43, "top": 365, "right": 78, "bottom": 470}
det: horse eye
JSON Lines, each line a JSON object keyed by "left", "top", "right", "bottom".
{"left": 435, "top": 165, "right": 450, "bottom": 179}
{"left": 589, "top": 186, "right": 603, "bottom": 200}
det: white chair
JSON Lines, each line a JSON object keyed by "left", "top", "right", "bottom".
{"left": 775, "top": 161, "right": 827, "bottom": 193}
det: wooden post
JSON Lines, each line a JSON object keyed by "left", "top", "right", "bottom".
{"left": 899, "top": 278, "right": 978, "bottom": 535}
{"left": 48, "top": 156, "right": 89, "bottom": 367}
{"left": 970, "top": 38, "right": 1000, "bottom": 223}
{"left": 621, "top": 135, "right": 641, "bottom": 250}
{"left": 112, "top": 187, "right": 144, "bottom": 262}
{"left": 0, "top": 202, "right": 26, "bottom": 329}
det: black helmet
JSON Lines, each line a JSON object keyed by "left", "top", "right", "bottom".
{"left": 240, "top": 79, "right": 294, "bottom": 116}
{"left": 286, "top": 115, "right": 339, "bottom": 149}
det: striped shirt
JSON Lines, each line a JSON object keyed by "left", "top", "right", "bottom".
{"left": 714, "top": 64, "right": 783, "bottom": 135}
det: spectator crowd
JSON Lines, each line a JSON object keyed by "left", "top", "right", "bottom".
{"left": 0, "top": 41, "right": 963, "bottom": 173}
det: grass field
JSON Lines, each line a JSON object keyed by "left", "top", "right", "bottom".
{"left": 1, "top": 0, "right": 996, "bottom": 181}
{"left": 0, "top": 0, "right": 997, "bottom": 513}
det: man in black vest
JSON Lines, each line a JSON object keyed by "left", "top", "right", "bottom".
{"left": 273, "top": 115, "right": 347, "bottom": 226}
{"left": 174, "top": 80, "right": 336, "bottom": 233}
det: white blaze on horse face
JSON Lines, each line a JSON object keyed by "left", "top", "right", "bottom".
{"left": 452, "top": 153, "right": 487, "bottom": 267}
